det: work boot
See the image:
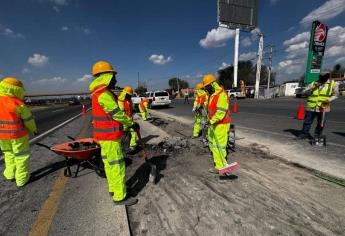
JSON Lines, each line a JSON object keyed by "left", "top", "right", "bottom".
{"left": 109, "top": 192, "right": 114, "bottom": 196}
{"left": 114, "top": 196, "right": 138, "bottom": 206}
{"left": 297, "top": 132, "right": 312, "bottom": 140}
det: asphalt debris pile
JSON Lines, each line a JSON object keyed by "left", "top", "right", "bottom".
{"left": 68, "top": 141, "right": 100, "bottom": 151}
{"left": 158, "top": 137, "right": 189, "bottom": 153}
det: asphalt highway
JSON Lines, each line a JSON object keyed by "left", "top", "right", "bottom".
{"left": 157, "top": 97, "right": 345, "bottom": 146}
{"left": 32, "top": 104, "right": 89, "bottom": 134}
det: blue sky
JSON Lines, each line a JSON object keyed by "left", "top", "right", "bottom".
{"left": 1, "top": 0, "right": 345, "bottom": 93}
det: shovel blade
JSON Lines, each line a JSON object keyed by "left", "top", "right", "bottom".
{"left": 148, "top": 162, "right": 157, "bottom": 184}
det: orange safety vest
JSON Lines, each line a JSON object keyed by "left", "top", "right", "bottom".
{"left": 207, "top": 89, "right": 231, "bottom": 125}
{"left": 124, "top": 100, "right": 133, "bottom": 118}
{"left": 0, "top": 96, "right": 29, "bottom": 139}
{"left": 139, "top": 98, "right": 149, "bottom": 111}
{"left": 91, "top": 87, "right": 124, "bottom": 141}
{"left": 197, "top": 94, "right": 207, "bottom": 107}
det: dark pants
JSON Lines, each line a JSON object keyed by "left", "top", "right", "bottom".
{"left": 302, "top": 111, "right": 326, "bottom": 137}
{"left": 184, "top": 96, "right": 189, "bottom": 104}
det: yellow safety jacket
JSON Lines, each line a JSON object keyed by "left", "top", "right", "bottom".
{"left": 306, "top": 80, "right": 335, "bottom": 109}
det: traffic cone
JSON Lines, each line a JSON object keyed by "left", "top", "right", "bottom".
{"left": 82, "top": 104, "right": 86, "bottom": 115}
{"left": 233, "top": 102, "right": 238, "bottom": 113}
{"left": 296, "top": 102, "right": 305, "bottom": 120}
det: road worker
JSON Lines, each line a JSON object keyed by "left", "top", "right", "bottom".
{"left": 202, "top": 74, "right": 238, "bottom": 175}
{"left": 139, "top": 98, "right": 150, "bottom": 121}
{"left": 90, "top": 61, "right": 139, "bottom": 206}
{"left": 118, "top": 86, "right": 138, "bottom": 152}
{"left": 192, "top": 83, "right": 208, "bottom": 138}
{"left": 299, "top": 72, "right": 339, "bottom": 140}
{"left": 0, "top": 77, "right": 37, "bottom": 187}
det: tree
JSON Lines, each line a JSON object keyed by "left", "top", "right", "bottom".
{"left": 168, "top": 78, "right": 189, "bottom": 90}
{"left": 135, "top": 85, "right": 147, "bottom": 96}
{"left": 217, "top": 60, "right": 276, "bottom": 88}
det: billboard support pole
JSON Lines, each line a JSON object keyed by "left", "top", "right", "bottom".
{"left": 266, "top": 46, "right": 273, "bottom": 98}
{"left": 255, "top": 33, "right": 263, "bottom": 99}
{"left": 233, "top": 28, "right": 240, "bottom": 88}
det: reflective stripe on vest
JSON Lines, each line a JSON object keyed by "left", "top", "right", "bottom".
{"left": 197, "top": 94, "right": 206, "bottom": 107}
{"left": 207, "top": 89, "right": 231, "bottom": 125}
{"left": 0, "top": 96, "right": 29, "bottom": 139}
{"left": 307, "top": 80, "right": 335, "bottom": 109}
{"left": 91, "top": 87, "right": 124, "bottom": 141}
{"left": 124, "top": 101, "right": 133, "bottom": 117}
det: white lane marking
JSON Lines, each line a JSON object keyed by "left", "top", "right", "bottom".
{"left": 52, "top": 109, "right": 65, "bottom": 113}
{"left": 0, "top": 108, "right": 91, "bottom": 161}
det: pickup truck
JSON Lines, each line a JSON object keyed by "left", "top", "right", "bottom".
{"left": 131, "top": 92, "right": 143, "bottom": 108}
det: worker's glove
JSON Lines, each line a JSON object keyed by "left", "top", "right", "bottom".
{"left": 131, "top": 122, "right": 140, "bottom": 132}
{"left": 192, "top": 108, "right": 196, "bottom": 113}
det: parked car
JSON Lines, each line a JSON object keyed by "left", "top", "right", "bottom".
{"left": 295, "top": 87, "right": 307, "bottom": 98}
{"left": 150, "top": 91, "right": 171, "bottom": 107}
{"left": 226, "top": 89, "right": 237, "bottom": 99}
{"left": 131, "top": 92, "right": 142, "bottom": 105}
{"left": 235, "top": 88, "right": 246, "bottom": 99}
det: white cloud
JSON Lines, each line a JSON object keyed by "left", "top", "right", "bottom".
{"left": 250, "top": 27, "right": 261, "bottom": 41}
{"left": 149, "top": 54, "right": 172, "bottom": 65}
{"left": 77, "top": 74, "right": 93, "bottom": 82}
{"left": 61, "top": 26, "right": 69, "bottom": 31}
{"left": 22, "top": 68, "right": 31, "bottom": 74}
{"left": 300, "top": 0, "right": 345, "bottom": 26}
{"left": 239, "top": 52, "right": 256, "bottom": 61}
{"left": 1, "top": 27, "right": 24, "bottom": 39}
{"left": 53, "top": 6, "right": 60, "bottom": 12}
{"left": 199, "top": 27, "right": 235, "bottom": 48}
{"left": 286, "top": 41, "right": 309, "bottom": 52}
{"left": 31, "top": 77, "right": 66, "bottom": 85}
{"left": 325, "top": 45, "right": 345, "bottom": 57}
{"left": 241, "top": 37, "right": 252, "bottom": 47}
{"left": 219, "top": 62, "right": 231, "bottom": 70}
{"left": 327, "top": 26, "right": 345, "bottom": 46}
{"left": 335, "top": 57, "right": 345, "bottom": 63}
{"left": 28, "top": 54, "right": 49, "bottom": 67}
{"left": 283, "top": 31, "right": 310, "bottom": 46}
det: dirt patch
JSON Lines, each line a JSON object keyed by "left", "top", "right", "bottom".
{"left": 126, "top": 117, "right": 345, "bottom": 235}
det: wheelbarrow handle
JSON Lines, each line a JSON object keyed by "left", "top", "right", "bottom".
{"left": 35, "top": 142, "right": 52, "bottom": 150}
{"left": 134, "top": 129, "right": 148, "bottom": 160}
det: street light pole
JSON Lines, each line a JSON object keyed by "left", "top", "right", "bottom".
{"left": 233, "top": 28, "right": 240, "bottom": 88}
{"left": 255, "top": 33, "right": 264, "bottom": 99}
{"left": 267, "top": 46, "right": 273, "bottom": 98}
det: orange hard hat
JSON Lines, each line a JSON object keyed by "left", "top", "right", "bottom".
{"left": 195, "top": 83, "right": 204, "bottom": 90}
{"left": 92, "top": 61, "right": 117, "bottom": 76}
{"left": 1, "top": 77, "right": 24, "bottom": 88}
{"left": 123, "top": 86, "right": 133, "bottom": 95}
{"left": 202, "top": 74, "right": 216, "bottom": 87}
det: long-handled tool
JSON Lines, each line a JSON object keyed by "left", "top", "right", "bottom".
{"left": 208, "top": 125, "right": 240, "bottom": 176}
{"left": 135, "top": 128, "right": 157, "bottom": 184}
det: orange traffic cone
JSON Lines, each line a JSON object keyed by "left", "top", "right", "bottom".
{"left": 296, "top": 102, "right": 305, "bottom": 120}
{"left": 82, "top": 104, "right": 86, "bottom": 115}
{"left": 233, "top": 102, "right": 238, "bottom": 113}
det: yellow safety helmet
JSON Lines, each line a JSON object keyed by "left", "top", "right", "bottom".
{"left": 123, "top": 85, "right": 133, "bottom": 95}
{"left": 92, "top": 61, "right": 117, "bottom": 76}
{"left": 1, "top": 77, "right": 24, "bottom": 88}
{"left": 195, "top": 83, "right": 204, "bottom": 90}
{"left": 202, "top": 74, "right": 216, "bottom": 87}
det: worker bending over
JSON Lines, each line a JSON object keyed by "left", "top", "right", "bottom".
{"left": 118, "top": 86, "right": 138, "bottom": 152}
{"left": 0, "top": 77, "right": 37, "bottom": 187}
{"left": 192, "top": 83, "right": 208, "bottom": 138}
{"left": 202, "top": 74, "right": 238, "bottom": 175}
{"left": 90, "top": 61, "right": 139, "bottom": 206}
{"left": 139, "top": 98, "right": 150, "bottom": 121}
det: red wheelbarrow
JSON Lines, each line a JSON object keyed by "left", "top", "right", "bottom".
{"left": 36, "top": 137, "right": 105, "bottom": 178}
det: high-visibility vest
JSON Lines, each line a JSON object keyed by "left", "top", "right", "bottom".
{"left": 139, "top": 98, "right": 149, "bottom": 111}
{"left": 123, "top": 100, "right": 133, "bottom": 118}
{"left": 0, "top": 96, "right": 29, "bottom": 139}
{"left": 197, "top": 94, "right": 207, "bottom": 107}
{"left": 306, "top": 80, "right": 335, "bottom": 109}
{"left": 91, "top": 87, "right": 124, "bottom": 141}
{"left": 207, "top": 89, "right": 231, "bottom": 125}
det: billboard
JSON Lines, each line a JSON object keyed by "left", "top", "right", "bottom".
{"left": 218, "top": 0, "right": 259, "bottom": 30}
{"left": 305, "top": 21, "right": 328, "bottom": 84}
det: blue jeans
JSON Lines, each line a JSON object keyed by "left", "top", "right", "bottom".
{"left": 302, "top": 111, "right": 326, "bottom": 137}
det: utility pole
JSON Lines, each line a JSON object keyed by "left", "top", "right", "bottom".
{"left": 233, "top": 28, "right": 240, "bottom": 88}
{"left": 255, "top": 33, "right": 264, "bottom": 99}
{"left": 266, "top": 46, "right": 273, "bottom": 98}
{"left": 137, "top": 72, "right": 140, "bottom": 88}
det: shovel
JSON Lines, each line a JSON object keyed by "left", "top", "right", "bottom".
{"left": 135, "top": 129, "right": 157, "bottom": 184}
